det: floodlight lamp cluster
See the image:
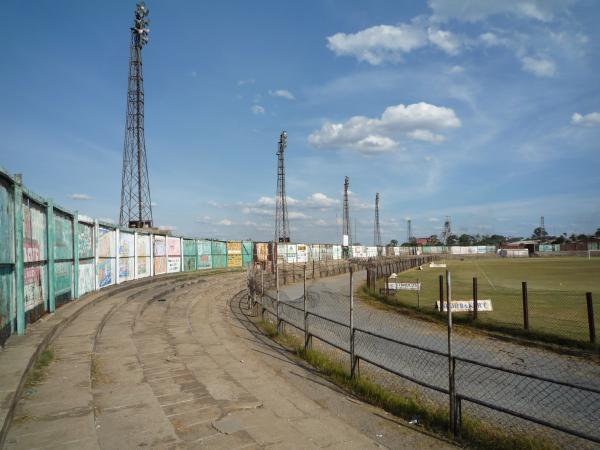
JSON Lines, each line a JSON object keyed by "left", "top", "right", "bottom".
{"left": 278, "top": 131, "right": 287, "bottom": 153}
{"left": 132, "top": 1, "right": 150, "bottom": 46}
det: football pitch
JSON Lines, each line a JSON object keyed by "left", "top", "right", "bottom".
{"left": 388, "top": 257, "right": 600, "bottom": 344}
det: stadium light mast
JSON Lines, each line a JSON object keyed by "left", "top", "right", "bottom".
{"left": 342, "top": 176, "right": 351, "bottom": 258}
{"left": 374, "top": 193, "right": 382, "bottom": 254}
{"left": 275, "top": 131, "right": 290, "bottom": 243}
{"left": 119, "top": 1, "right": 153, "bottom": 228}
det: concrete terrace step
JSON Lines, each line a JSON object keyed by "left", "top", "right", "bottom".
{"left": 0, "top": 271, "right": 213, "bottom": 448}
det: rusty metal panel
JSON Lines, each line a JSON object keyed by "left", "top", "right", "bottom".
{"left": 153, "top": 235, "right": 166, "bottom": 275}
{"left": 54, "top": 212, "right": 73, "bottom": 260}
{"left": 78, "top": 260, "right": 95, "bottom": 296}
{"left": 197, "top": 240, "right": 212, "bottom": 269}
{"left": 256, "top": 243, "right": 270, "bottom": 262}
{"left": 78, "top": 222, "right": 94, "bottom": 259}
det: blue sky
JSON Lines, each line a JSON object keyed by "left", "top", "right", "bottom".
{"left": 1, "top": 0, "right": 599, "bottom": 243}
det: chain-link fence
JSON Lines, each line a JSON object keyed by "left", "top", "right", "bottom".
{"left": 367, "top": 269, "right": 598, "bottom": 347}
{"left": 247, "top": 264, "right": 600, "bottom": 448}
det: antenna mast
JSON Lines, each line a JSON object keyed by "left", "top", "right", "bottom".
{"left": 275, "top": 131, "right": 290, "bottom": 242}
{"left": 119, "top": 2, "right": 153, "bottom": 228}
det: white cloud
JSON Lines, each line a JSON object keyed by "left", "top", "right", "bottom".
{"left": 251, "top": 105, "right": 265, "bottom": 115}
{"left": 571, "top": 112, "right": 600, "bottom": 127}
{"left": 269, "top": 89, "right": 295, "bottom": 100}
{"left": 520, "top": 55, "right": 557, "bottom": 77}
{"left": 238, "top": 79, "right": 255, "bottom": 86}
{"left": 428, "top": 0, "right": 575, "bottom": 22}
{"left": 448, "top": 65, "right": 465, "bottom": 74}
{"left": 428, "top": 217, "right": 439, "bottom": 222}
{"left": 150, "top": 201, "right": 158, "bottom": 207}
{"left": 327, "top": 22, "right": 428, "bottom": 65}
{"left": 427, "top": 28, "right": 462, "bottom": 55}
{"left": 308, "top": 102, "right": 460, "bottom": 153}
{"left": 69, "top": 193, "right": 93, "bottom": 201}
{"left": 406, "top": 129, "right": 446, "bottom": 143}
{"left": 288, "top": 211, "right": 310, "bottom": 220}
{"left": 218, "top": 219, "right": 233, "bottom": 226}
{"left": 305, "top": 193, "right": 339, "bottom": 208}
{"left": 158, "top": 225, "right": 176, "bottom": 231}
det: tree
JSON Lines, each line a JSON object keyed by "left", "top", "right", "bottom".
{"left": 531, "top": 227, "right": 549, "bottom": 240}
{"left": 388, "top": 239, "right": 399, "bottom": 247}
{"left": 596, "top": 228, "right": 600, "bottom": 238}
{"left": 458, "top": 234, "right": 475, "bottom": 246}
{"left": 446, "top": 234, "right": 458, "bottom": 246}
{"left": 428, "top": 234, "right": 441, "bottom": 245}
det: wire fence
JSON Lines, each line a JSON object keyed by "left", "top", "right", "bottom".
{"left": 247, "top": 263, "right": 600, "bottom": 449}
{"left": 367, "top": 268, "right": 598, "bottom": 346}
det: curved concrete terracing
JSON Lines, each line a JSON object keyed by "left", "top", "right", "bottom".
{"left": 0, "top": 271, "right": 453, "bottom": 449}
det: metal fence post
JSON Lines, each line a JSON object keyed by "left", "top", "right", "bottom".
{"left": 446, "top": 270, "right": 456, "bottom": 435}
{"left": 586, "top": 292, "right": 596, "bottom": 344}
{"left": 350, "top": 267, "right": 358, "bottom": 379}
{"left": 439, "top": 274, "right": 444, "bottom": 312}
{"left": 47, "top": 199, "right": 56, "bottom": 313}
{"left": 304, "top": 265, "right": 311, "bottom": 352}
{"left": 73, "top": 212, "right": 79, "bottom": 299}
{"left": 276, "top": 264, "right": 282, "bottom": 333}
{"left": 472, "top": 277, "right": 478, "bottom": 320}
{"left": 14, "top": 178, "right": 25, "bottom": 334}
{"left": 522, "top": 281, "right": 529, "bottom": 330}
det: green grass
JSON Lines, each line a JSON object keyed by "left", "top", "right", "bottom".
{"left": 374, "top": 257, "right": 600, "bottom": 346}
{"left": 255, "top": 320, "right": 556, "bottom": 450}
{"left": 25, "top": 348, "right": 55, "bottom": 388}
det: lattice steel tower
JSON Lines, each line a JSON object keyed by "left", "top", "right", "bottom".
{"left": 441, "top": 216, "right": 452, "bottom": 244}
{"left": 374, "top": 193, "right": 381, "bottom": 247}
{"left": 342, "top": 176, "right": 351, "bottom": 256}
{"left": 119, "top": 2, "right": 153, "bottom": 228}
{"left": 407, "top": 219, "right": 412, "bottom": 244}
{"left": 275, "top": 131, "right": 290, "bottom": 243}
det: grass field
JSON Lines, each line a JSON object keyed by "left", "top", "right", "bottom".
{"left": 376, "top": 257, "right": 600, "bottom": 345}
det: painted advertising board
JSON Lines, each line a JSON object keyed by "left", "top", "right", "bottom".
{"left": 256, "top": 243, "right": 270, "bottom": 262}
{"left": 167, "top": 237, "right": 181, "bottom": 256}
{"left": 54, "top": 213, "right": 73, "bottom": 260}
{"left": 119, "top": 232, "right": 135, "bottom": 257}
{"left": 137, "top": 257, "right": 151, "bottom": 278}
{"left": 98, "top": 258, "right": 114, "bottom": 288}
{"left": 183, "top": 256, "right": 196, "bottom": 272}
{"left": 25, "top": 263, "right": 46, "bottom": 311}
{"left": 436, "top": 300, "right": 493, "bottom": 312}
{"left": 296, "top": 244, "right": 308, "bottom": 263}
{"left": 98, "top": 227, "right": 116, "bottom": 257}
{"left": 119, "top": 257, "right": 135, "bottom": 282}
{"left": 137, "top": 234, "right": 151, "bottom": 257}
{"left": 167, "top": 256, "right": 181, "bottom": 273}
{"left": 227, "top": 253, "right": 242, "bottom": 268}
{"left": 54, "top": 261, "right": 72, "bottom": 299}
{"left": 154, "top": 235, "right": 166, "bottom": 257}
{"left": 78, "top": 261, "right": 95, "bottom": 296}
{"left": 78, "top": 223, "right": 94, "bottom": 259}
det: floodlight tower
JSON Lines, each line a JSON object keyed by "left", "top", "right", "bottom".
{"left": 374, "top": 193, "right": 382, "bottom": 250}
{"left": 342, "top": 176, "right": 351, "bottom": 257}
{"left": 119, "top": 2, "right": 153, "bottom": 228}
{"left": 540, "top": 216, "right": 546, "bottom": 242}
{"left": 407, "top": 219, "right": 412, "bottom": 244}
{"left": 275, "top": 131, "right": 290, "bottom": 243}
{"left": 441, "top": 216, "right": 452, "bottom": 244}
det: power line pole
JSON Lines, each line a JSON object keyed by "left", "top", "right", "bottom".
{"left": 275, "top": 131, "right": 290, "bottom": 243}
{"left": 119, "top": 2, "right": 153, "bottom": 228}
{"left": 342, "top": 176, "right": 351, "bottom": 257}
{"left": 407, "top": 218, "right": 412, "bottom": 244}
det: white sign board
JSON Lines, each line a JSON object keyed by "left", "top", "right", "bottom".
{"left": 343, "top": 234, "right": 349, "bottom": 246}
{"left": 430, "top": 262, "right": 447, "bottom": 268}
{"left": 436, "top": 300, "right": 493, "bottom": 312}
{"left": 388, "top": 282, "right": 421, "bottom": 291}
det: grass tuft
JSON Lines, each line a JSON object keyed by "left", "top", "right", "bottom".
{"left": 255, "top": 319, "right": 558, "bottom": 450}
{"left": 25, "top": 348, "right": 54, "bottom": 389}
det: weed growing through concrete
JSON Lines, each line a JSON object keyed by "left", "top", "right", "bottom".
{"left": 25, "top": 348, "right": 55, "bottom": 389}
{"left": 255, "top": 320, "right": 556, "bottom": 450}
